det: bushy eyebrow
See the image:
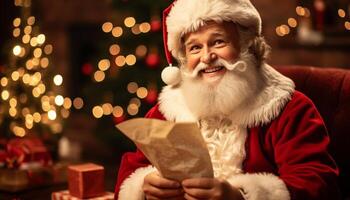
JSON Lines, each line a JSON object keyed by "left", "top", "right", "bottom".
{"left": 184, "top": 31, "right": 227, "bottom": 47}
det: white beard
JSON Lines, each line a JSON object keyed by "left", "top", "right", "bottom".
{"left": 180, "top": 52, "right": 263, "bottom": 119}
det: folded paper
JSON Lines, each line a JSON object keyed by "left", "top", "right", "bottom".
{"left": 116, "top": 118, "right": 213, "bottom": 181}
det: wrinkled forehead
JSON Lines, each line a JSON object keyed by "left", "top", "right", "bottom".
{"left": 182, "top": 21, "right": 238, "bottom": 43}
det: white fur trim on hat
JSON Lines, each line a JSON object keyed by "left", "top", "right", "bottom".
{"left": 228, "top": 173, "right": 291, "bottom": 200}
{"left": 118, "top": 165, "right": 157, "bottom": 200}
{"left": 166, "top": 0, "right": 262, "bottom": 60}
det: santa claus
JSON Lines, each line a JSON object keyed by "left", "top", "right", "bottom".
{"left": 114, "top": 0, "right": 340, "bottom": 199}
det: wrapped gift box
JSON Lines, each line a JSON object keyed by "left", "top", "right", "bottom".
{"left": 0, "top": 162, "right": 67, "bottom": 192}
{"left": 51, "top": 190, "right": 114, "bottom": 200}
{"left": 68, "top": 163, "right": 104, "bottom": 199}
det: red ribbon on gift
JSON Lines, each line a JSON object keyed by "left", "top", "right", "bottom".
{"left": 1, "top": 137, "right": 52, "bottom": 169}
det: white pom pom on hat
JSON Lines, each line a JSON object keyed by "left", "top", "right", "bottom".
{"left": 161, "top": 0, "right": 262, "bottom": 85}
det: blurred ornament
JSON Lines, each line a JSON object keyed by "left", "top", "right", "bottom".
{"left": 151, "top": 19, "right": 162, "bottom": 32}
{"left": 113, "top": 115, "right": 126, "bottom": 124}
{"left": 81, "top": 63, "right": 94, "bottom": 76}
{"left": 145, "top": 88, "right": 158, "bottom": 104}
{"left": 145, "top": 53, "right": 160, "bottom": 69}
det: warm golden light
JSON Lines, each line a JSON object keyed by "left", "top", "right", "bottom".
{"left": 13, "top": 28, "right": 21, "bottom": 37}
{"left": 131, "top": 25, "right": 141, "bottom": 35}
{"left": 112, "top": 27, "right": 123, "bottom": 37}
{"left": 112, "top": 106, "right": 124, "bottom": 117}
{"left": 13, "top": 126, "right": 26, "bottom": 137}
{"left": 115, "top": 55, "right": 126, "bottom": 67}
{"left": 102, "top": 22, "right": 113, "bottom": 33}
{"left": 48, "top": 110, "right": 57, "bottom": 120}
{"left": 33, "top": 112, "right": 41, "bottom": 123}
{"left": 102, "top": 103, "right": 113, "bottom": 115}
{"left": 338, "top": 9, "right": 346, "bottom": 18}
{"left": 44, "top": 44, "right": 53, "bottom": 55}
{"left": 22, "top": 34, "right": 30, "bottom": 44}
{"left": 22, "top": 74, "right": 30, "bottom": 84}
{"left": 9, "top": 98, "right": 18, "bottom": 107}
{"left": 280, "top": 25, "right": 290, "bottom": 35}
{"left": 125, "top": 54, "right": 137, "bottom": 66}
{"left": 37, "top": 34, "right": 46, "bottom": 45}
{"left": 98, "top": 59, "right": 111, "bottom": 71}
{"left": 11, "top": 71, "right": 20, "bottom": 81}
{"left": 61, "top": 109, "right": 70, "bottom": 118}
{"left": 26, "top": 61, "right": 34, "bottom": 71}
{"left": 32, "top": 58, "right": 39, "bottom": 67}
{"left": 288, "top": 18, "right": 298, "bottom": 28}
{"left": 32, "top": 87, "right": 41, "bottom": 97}
{"left": 136, "top": 87, "right": 148, "bottom": 99}
{"left": 109, "top": 44, "right": 120, "bottom": 56}
{"left": 139, "top": 22, "right": 151, "bottom": 33}
{"left": 9, "top": 108, "right": 17, "bottom": 117}
{"left": 24, "top": 25, "right": 32, "bottom": 35}
{"left": 94, "top": 70, "right": 105, "bottom": 82}
{"left": 40, "top": 57, "right": 49, "bottom": 68}
{"left": 276, "top": 26, "right": 284, "bottom": 37}
{"left": 127, "top": 82, "right": 138, "bottom": 93}
{"left": 33, "top": 48, "right": 42, "bottom": 58}
{"left": 30, "top": 37, "right": 38, "bottom": 46}
{"left": 25, "top": 114, "right": 34, "bottom": 124}
{"left": 1, "top": 90, "right": 10, "bottom": 100}
{"left": 135, "top": 45, "right": 147, "bottom": 57}
{"left": 53, "top": 74, "right": 63, "bottom": 86}
{"left": 27, "top": 16, "right": 35, "bottom": 25}
{"left": 296, "top": 6, "right": 305, "bottom": 16}
{"left": 13, "top": 18, "right": 21, "bottom": 27}
{"left": 22, "top": 107, "right": 30, "bottom": 116}
{"left": 92, "top": 106, "right": 104, "bottom": 118}
{"left": 13, "top": 45, "right": 21, "bottom": 56}
{"left": 73, "top": 97, "right": 84, "bottom": 109}
{"left": 124, "top": 17, "right": 136, "bottom": 28}
{"left": 345, "top": 21, "right": 350, "bottom": 30}
{"left": 1, "top": 77, "right": 8, "bottom": 86}
{"left": 63, "top": 97, "right": 72, "bottom": 109}
{"left": 42, "top": 101, "right": 51, "bottom": 112}
{"left": 127, "top": 104, "right": 139, "bottom": 116}
{"left": 55, "top": 95, "right": 64, "bottom": 106}
{"left": 130, "top": 98, "right": 141, "bottom": 107}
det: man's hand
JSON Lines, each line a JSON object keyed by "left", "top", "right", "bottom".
{"left": 143, "top": 171, "right": 184, "bottom": 200}
{"left": 182, "top": 178, "right": 244, "bottom": 200}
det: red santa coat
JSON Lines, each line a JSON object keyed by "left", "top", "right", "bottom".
{"left": 114, "top": 65, "right": 340, "bottom": 200}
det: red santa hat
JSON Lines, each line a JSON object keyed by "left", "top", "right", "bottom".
{"left": 161, "top": 0, "right": 262, "bottom": 85}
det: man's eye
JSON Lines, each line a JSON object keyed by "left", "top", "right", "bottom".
{"left": 190, "top": 45, "right": 200, "bottom": 51}
{"left": 214, "top": 40, "right": 224, "bottom": 45}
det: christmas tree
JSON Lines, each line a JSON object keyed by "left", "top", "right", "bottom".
{"left": 0, "top": 0, "right": 69, "bottom": 141}
{"left": 79, "top": 0, "right": 172, "bottom": 153}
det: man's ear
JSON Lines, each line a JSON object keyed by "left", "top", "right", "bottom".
{"left": 248, "top": 36, "right": 271, "bottom": 66}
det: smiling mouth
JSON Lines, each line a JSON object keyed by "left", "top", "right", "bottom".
{"left": 200, "top": 66, "right": 224, "bottom": 73}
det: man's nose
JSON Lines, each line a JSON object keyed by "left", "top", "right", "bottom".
{"left": 200, "top": 49, "right": 217, "bottom": 64}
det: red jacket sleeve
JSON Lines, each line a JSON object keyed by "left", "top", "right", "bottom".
{"left": 114, "top": 104, "right": 166, "bottom": 199}
{"left": 270, "top": 91, "right": 340, "bottom": 199}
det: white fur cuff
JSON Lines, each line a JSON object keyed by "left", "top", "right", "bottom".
{"left": 118, "top": 165, "right": 157, "bottom": 200}
{"left": 228, "top": 173, "right": 290, "bottom": 200}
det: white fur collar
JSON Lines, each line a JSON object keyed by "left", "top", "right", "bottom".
{"left": 158, "top": 64, "right": 295, "bottom": 127}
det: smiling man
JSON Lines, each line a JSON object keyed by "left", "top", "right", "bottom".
{"left": 114, "top": 0, "right": 340, "bottom": 200}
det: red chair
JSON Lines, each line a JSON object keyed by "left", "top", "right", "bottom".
{"left": 276, "top": 66, "right": 350, "bottom": 199}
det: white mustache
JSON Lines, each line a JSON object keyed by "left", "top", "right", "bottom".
{"left": 183, "top": 59, "right": 247, "bottom": 78}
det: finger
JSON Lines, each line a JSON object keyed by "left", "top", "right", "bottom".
{"left": 146, "top": 174, "right": 181, "bottom": 189}
{"left": 144, "top": 185, "right": 184, "bottom": 198}
{"left": 145, "top": 195, "right": 161, "bottom": 200}
{"left": 184, "top": 193, "right": 203, "bottom": 200}
{"left": 182, "top": 178, "right": 214, "bottom": 188}
{"left": 183, "top": 187, "right": 211, "bottom": 198}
